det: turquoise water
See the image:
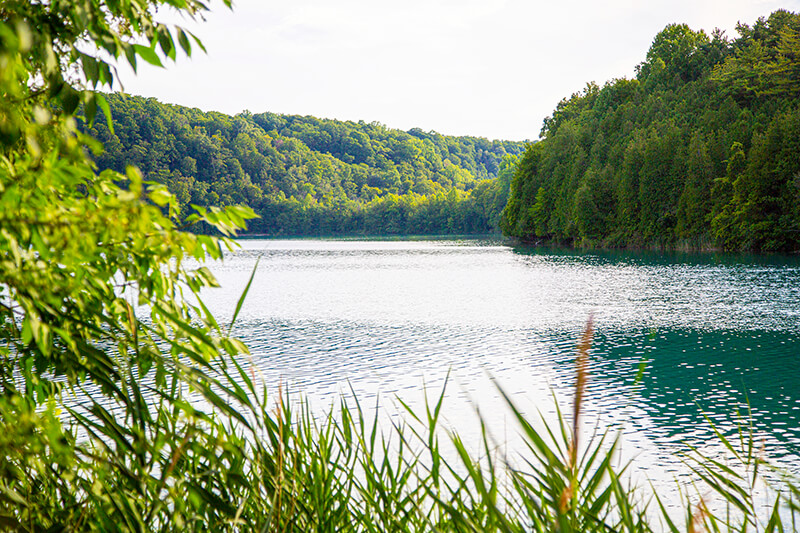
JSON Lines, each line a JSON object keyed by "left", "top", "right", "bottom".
{"left": 202, "top": 239, "right": 800, "bottom": 488}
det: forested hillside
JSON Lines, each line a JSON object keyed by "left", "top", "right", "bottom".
{"left": 88, "top": 94, "right": 525, "bottom": 235}
{"left": 501, "top": 10, "right": 800, "bottom": 252}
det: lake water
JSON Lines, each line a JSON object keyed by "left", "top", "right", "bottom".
{"left": 201, "top": 238, "right": 800, "bottom": 498}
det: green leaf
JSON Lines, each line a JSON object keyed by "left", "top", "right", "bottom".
{"left": 229, "top": 257, "right": 259, "bottom": 335}
{"left": 157, "top": 27, "right": 176, "bottom": 60}
{"left": 81, "top": 54, "right": 99, "bottom": 85}
{"left": 124, "top": 43, "right": 138, "bottom": 72}
{"left": 187, "top": 30, "right": 207, "bottom": 54}
{"left": 147, "top": 183, "right": 173, "bottom": 206}
{"left": 177, "top": 29, "right": 192, "bottom": 56}
{"left": 98, "top": 60, "right": 114, "bottom": 87}
{"left": 85, "top": 93, "right": 98, "bottom": 125}
{"left": 133, "top": 44, "right": 164, "bottom": 67}
{"left": 95, "top": 92, "right": 114, "bottom": 133}
{"left": 58, "top": 85, "right": 81, "bottom": 114}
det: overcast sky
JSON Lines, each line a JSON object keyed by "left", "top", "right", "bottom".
{"left": 116, "top": 0, "right": 800, "bottom": 141}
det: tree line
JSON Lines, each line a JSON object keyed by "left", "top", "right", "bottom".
{"left": 501, "top": 10, "right": 800, "bottom": 252}
{"left": 87, "top": 94, "right": 525, "bottom": 235}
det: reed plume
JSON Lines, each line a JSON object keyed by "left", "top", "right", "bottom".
{"left": 688, "top": 497, "right": 709, "bottom": 533}
{"left": 560, "top": 314, "right": 594, "bottom": 517}
{"left": 570, "top": 313, "right": 594, "bottom": 468}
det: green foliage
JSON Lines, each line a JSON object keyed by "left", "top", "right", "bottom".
{"left": 503, "top": 9, "right": 800, "bottom": 252}
{"left": 638, "top": 24, "right": 710, "bottom": 87}
{"left": 4, "top": 0, "right": 800, "bottom": 530}
{"left": 86, "top": 94, "right": 527, "bottom": 236}
{"left": 712, "top": 11, "right": 800, "bottom": 102}
{"left": 0, "top": 0, "right": 263, "bottom": 528}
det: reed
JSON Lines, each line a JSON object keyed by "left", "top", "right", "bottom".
{"left": 3, "top": 318, "right": 798, "bottom": 531}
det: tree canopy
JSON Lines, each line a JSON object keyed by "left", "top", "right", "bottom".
{"left": 502, "top": 10, "right": 800, "bottom": 252}
{"left": 86, "top": 94, "right": 526, "bottom": 235}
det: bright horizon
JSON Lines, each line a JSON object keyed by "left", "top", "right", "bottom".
{"left": 116, "top": 0, "right": 800, "bottom": 142}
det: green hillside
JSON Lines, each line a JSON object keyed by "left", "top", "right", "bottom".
{"left": 501, "top": 10, "right": 800, "bottom": 252}
{"left": 88, "top": 94, "right": 526, "bottom": 235}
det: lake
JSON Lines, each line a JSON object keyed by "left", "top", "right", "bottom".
{"left": 200, "top": 238, "right": 800, "bottom": 497}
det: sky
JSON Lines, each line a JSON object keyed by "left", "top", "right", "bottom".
{"left": 116, "top": 0, "right": 800, "bottom": 141}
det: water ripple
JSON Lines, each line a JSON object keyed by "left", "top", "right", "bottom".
{"left": 201, "top": 239, "right": 800, "bottom": 488}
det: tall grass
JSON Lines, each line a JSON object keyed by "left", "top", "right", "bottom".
{"left": 4, "top": 318, "right": 799, "bottom": 531}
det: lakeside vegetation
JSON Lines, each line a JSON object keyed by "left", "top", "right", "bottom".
{"left": 1, "top": 0, "right": 800, "bottom": 530}
{"left": 502, "top": 10, "right": 800, "bottom": 252}
{"left": 86, "top": 94, "right": 524, "bottom": 236}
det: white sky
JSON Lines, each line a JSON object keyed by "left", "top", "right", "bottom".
{"left": 116, "top": 0, "right": 800, "bottom": 141}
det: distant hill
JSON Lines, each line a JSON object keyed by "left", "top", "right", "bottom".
{"left": 88, "top": 94, "right": 527, "bottom": 235}
{"left": 501, "top": 9, "right": 800, "bottom": 252}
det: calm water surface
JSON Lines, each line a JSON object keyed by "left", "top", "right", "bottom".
{"left": 202, "top": 238, "right": 800, "bottom": 493}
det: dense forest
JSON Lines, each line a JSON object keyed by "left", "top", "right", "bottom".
{"left": 502, "top": 10, "right": 800, "bottom": 252}
{"left": 88, "top": 95, "right": 526, "bottom": 235}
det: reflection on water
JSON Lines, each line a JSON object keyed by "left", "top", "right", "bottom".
{"left": 202, "top": 239, "right": 800, "bottom": 486}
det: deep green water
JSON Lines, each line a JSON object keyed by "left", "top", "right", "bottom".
{"left": 203, "top": 239, "right": 800, "bottom": 486}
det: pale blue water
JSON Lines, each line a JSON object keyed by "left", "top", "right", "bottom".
{"left": 201, "top": 238, "right": 800, "bottom": 492}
